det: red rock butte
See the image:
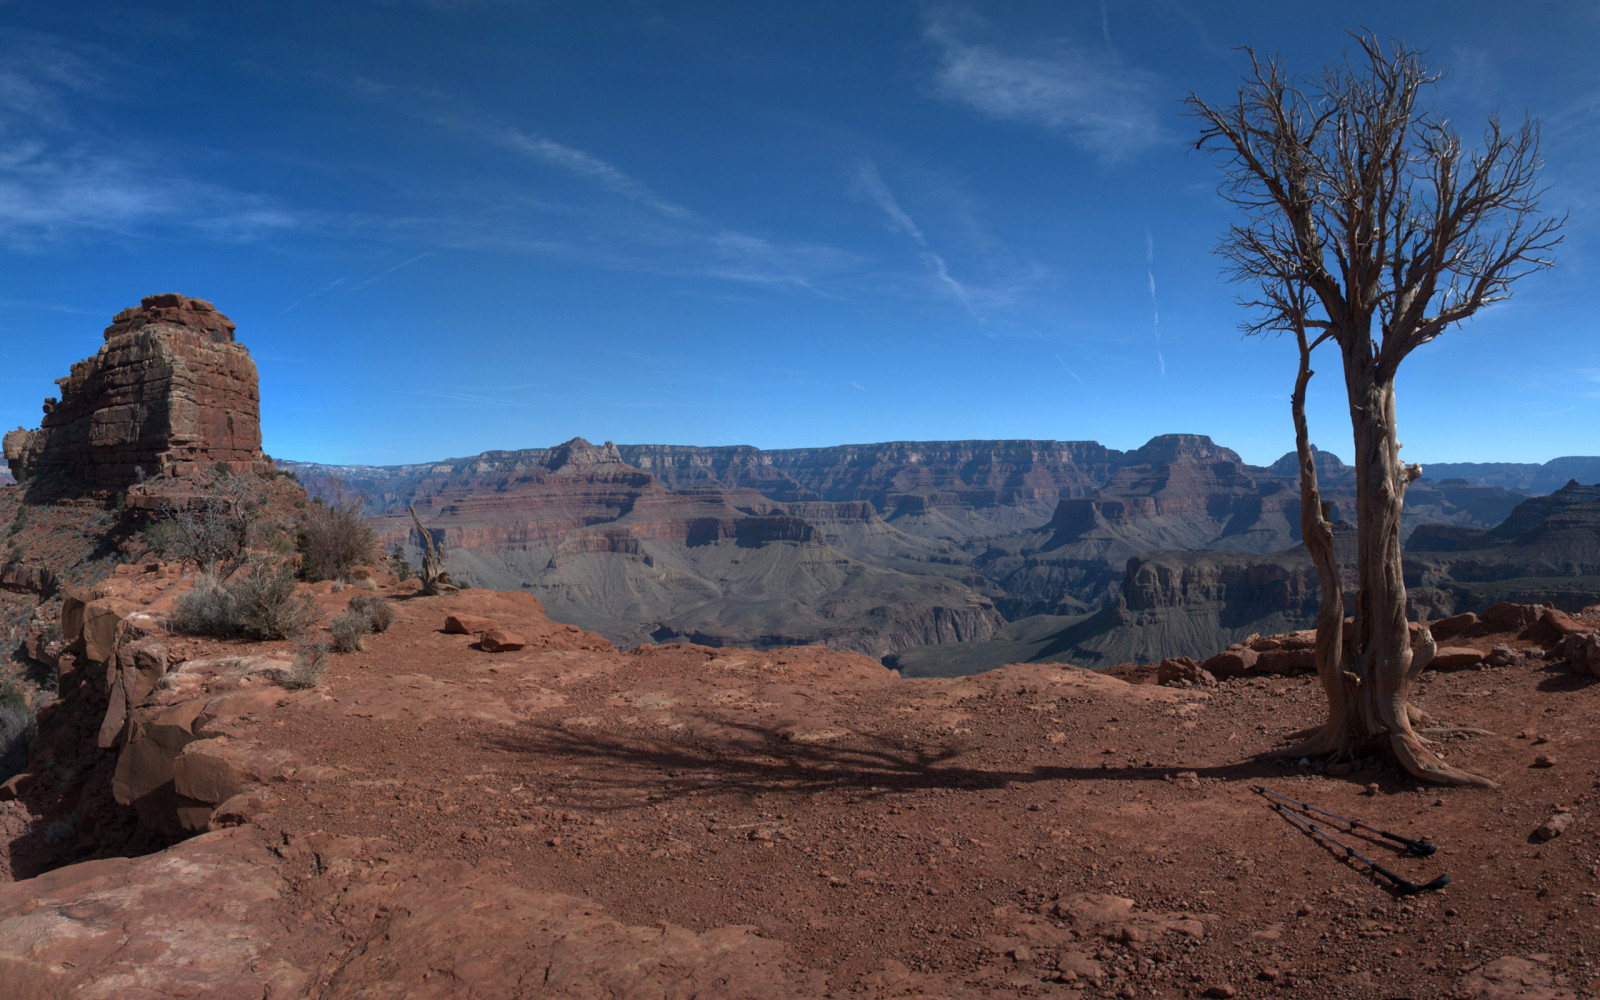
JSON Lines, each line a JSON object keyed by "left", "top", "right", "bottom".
{"left": 3, "top": 294, "right": 271, "bottom": 487}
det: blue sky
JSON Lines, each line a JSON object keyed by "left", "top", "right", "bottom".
{"left": 1, "top": 1, "right": 1595, "bottom": 467}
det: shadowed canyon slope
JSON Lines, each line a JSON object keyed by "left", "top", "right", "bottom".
{"left": 284, "top": 437, "right": 1568, "bottom": 668}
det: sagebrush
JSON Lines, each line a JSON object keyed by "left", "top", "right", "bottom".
{"left": 168, "top": 559, "right": 317, "bottom": 640}
{"left": 328, "top": 610, "right": 370, "bottom": 653}
{"left": 348, "top": 593, "right": 394, "bottom": 633}
{"left": 279, "top": 635, "right": 330, "bottom": 689}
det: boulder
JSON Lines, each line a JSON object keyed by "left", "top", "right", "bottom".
{"left": 1255, "top": 648, "right": 1316, "bottom": 674}
{"left": 1430, "top": 647, "right": 1485, "bottom": 671}
{"left": 1156, "top": 656, "right": 1215, "bottom": 687}
{"left": 1428, "top": 612, "right": 1477, "bottom": 641}
{"left": 445, "top": 613, "right": 499, "bottom": 635}
{"left": 1562, "top": 631, "right": 1600, "bottom": 676}
{"left": 1481, "top": 602, "right": 1540, "bottom": 631}
{"left": 1201, "top": 646, "right": 1257, "bottom": 678}
{"left": 479, "top": 628, "right": 527, "bottom": 652}
{"left": 1528, "top": 607, "right": 1591, "bottom": 647}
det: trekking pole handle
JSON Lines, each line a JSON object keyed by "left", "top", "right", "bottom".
{"left": 1373, "top": 829, "right": 1438, "bottom": 857}
{"left": 1367, "top": 862, "right": 1409, "bottom": 890}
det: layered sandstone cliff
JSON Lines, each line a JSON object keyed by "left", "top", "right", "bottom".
{"left": 3, "top": 294, "right": 270, "bottom": 487}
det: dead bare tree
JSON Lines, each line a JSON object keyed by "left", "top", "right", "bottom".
{"left": 153, "top": 474, "right": 264, "bottom": 580}
{"left": 1187, "top": 35, "right": 1562, "bottom": 786}
{"left": 408, "top": 505, "right": 457, "bottom": 596}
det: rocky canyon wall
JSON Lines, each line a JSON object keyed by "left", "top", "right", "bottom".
{"left": 4, "top": 294, "right": 270, "bottom": 488}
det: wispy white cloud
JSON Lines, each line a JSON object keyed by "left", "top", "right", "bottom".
{"left": 495, "top": 129, "right": 694, "bottom": 220}
{"left": 854, "top": 160, "right": 983, "bottom": 322}
{"left": 854, "top": 161, "right": 925, "bottom": 244}
{"left": 1054, "top": 353, "right": 1086, "bottom": 385}
{"left": 1145, "top": 230, "right": 1160, "bottom": 341}
{"left": 0, "top": 31, "right": 299, "bottom": 249}
{"left": 924, "top": 6, "right": 1165, "bottom": 161}
{"left": 283, "top": 252, "right": 438, "bottom": 313}
{"left": 351, "top": 77, "right": 852, "bottom": 294}
{"left": 1146, "top": 231, "right": 1164, "bottom": 376}
{"left": 351, "top": 251, "right": 434, "bottom": 290}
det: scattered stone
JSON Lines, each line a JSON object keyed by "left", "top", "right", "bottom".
{"left": 1486, "top": 645, "right": 1518, "bottom": 667}
{"left": 479, "top": 628, "right": 527, "bottom": 652}
{"left": 1204, "top": 985, "right": 1237, "bottom": 998}
{"left": 1532, "top": 755, "right": 1557, "bottom": 769}
{"left": 1361, "top": 783, "right": 1379, "bottom": 796}
{"left": 1532, "top": 814, "right": 1572, "bottom": 842}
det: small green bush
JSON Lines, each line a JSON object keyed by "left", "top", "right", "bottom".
{"left": 389, "top": 545, "right": 414, "bottom": 582}
{"left": 348, "top": 593, "right": 394, "bottom": 633}
{"left": 168, "top": 559, "right": 317, "bottom": 640}
{"left": 328, "top": 610, "right": 369, "bottom": 653}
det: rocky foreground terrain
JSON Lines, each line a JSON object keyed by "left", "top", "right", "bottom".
{"left": 2, "top": 563, "right": 1597, "bottom": 1000}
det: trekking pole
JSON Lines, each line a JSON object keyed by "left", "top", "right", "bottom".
{"left": 1254, "top": 785, "right": 1437, "bottom": 857}
{"left": 1271, "top": 804, "right": 1451, "bottom": 896}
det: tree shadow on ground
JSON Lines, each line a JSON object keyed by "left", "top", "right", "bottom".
{"left": 477, "top": 715, "right": 1309, "bottom": 813}
{"left": 1534, "top": 659, "right": 1598, "bottom": 693}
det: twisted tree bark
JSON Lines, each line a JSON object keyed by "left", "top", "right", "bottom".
{"left": 408, "top": 505, "right": 458, "bottom": 597}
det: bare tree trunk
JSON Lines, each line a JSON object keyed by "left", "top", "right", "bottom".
{"left": 1342, "top": 368, "right": 1493, "bottom": 787}
{"left": 1282, "top": 333, "right": 1349, "bottom": 758}
{"left": 408, "top": 505, "right": 458, "bottom": 597}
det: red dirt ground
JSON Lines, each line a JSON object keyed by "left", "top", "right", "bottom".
{"left": 3, "top": 579, "right": 1597, "bottom": 999}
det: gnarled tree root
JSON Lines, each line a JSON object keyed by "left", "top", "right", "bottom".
{"left": 1389, "top": 730, "right": 1497, "bottom": 788}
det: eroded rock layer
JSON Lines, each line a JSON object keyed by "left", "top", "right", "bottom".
{"left": 4, "top": 294, "right": 269, "bottom": 487}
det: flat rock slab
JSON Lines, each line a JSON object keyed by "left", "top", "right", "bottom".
{"left": 444, "top": 613, "right": 499, "bottom": 634}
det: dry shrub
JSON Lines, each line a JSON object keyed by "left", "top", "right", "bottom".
{"left": 348, "top": 593, "right": 394, "bottom": 633}
{"left": 149, "top": 475, "right": 269, "bottom": 578}
{"left": 329, "top": 610, "right": 370, "bottom": 653}
{"left": 279, "top": 635, "right": 330, "bottom": 690}
{"left": 299, "top": 486, "right": 379, "bottom": 583}
{"left": 169, "top": 559, "right": 317, "bottom": 640}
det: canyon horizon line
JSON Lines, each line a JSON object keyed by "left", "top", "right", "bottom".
{"left": 280, "top": 433, "right": 1596, "bottom": 484}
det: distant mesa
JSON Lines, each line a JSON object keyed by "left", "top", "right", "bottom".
{"left": 3, "top": 293, "right": 271, "bottom": 488}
